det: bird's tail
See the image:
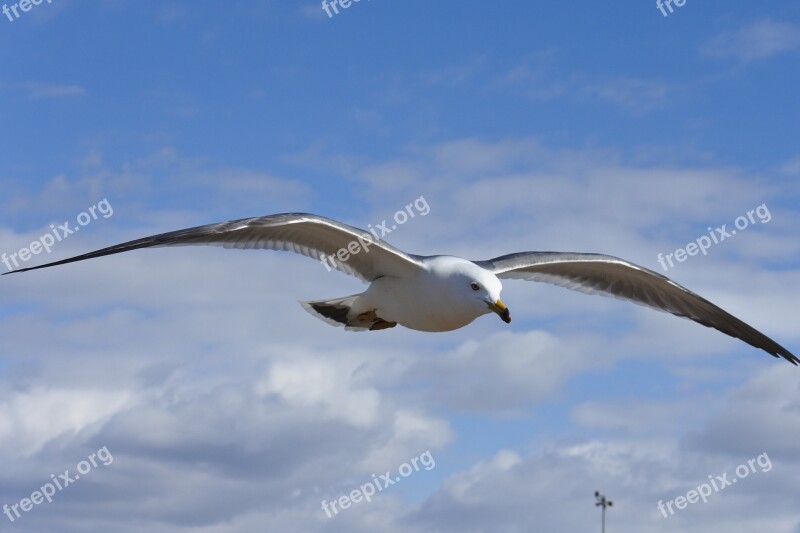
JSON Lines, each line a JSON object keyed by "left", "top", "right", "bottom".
{"left": 300, "top": 294, "right": 396, "bottom": 331}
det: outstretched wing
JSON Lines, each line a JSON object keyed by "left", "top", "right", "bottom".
{"left": 475, "top": 251, "right": 797, "bottom": 365}
{"left": 4, "top": 213, "right": 424, "bottom": 282}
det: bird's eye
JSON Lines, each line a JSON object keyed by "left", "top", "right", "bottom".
{"left": 470, "top": 282, "right": 480, "bottom": 291}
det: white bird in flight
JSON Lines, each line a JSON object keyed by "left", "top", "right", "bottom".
{"left": 5, "top": 213, "right": 796, "bottom": 365}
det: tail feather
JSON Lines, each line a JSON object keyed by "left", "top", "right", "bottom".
{"left": 301, "top": 294, "right": 360, "bottom": 327}
{"left": 300, "top": 294, "right": 396, "bottom": 331}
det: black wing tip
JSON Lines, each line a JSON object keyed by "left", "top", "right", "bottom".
{"left": 762, "top": 339, "right": 799, "bottom": 365}
{"left": 3, "top": 267, "right": 34, "bottom": 275}
{"left": 1, "top": 258, "right": 81, "bottom": 275}
{"left": 763, "top": 344, "right": 799, "bottom": 365}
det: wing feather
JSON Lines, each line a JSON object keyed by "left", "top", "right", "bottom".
{"left": 4, "top": 213, "right": 423, "bottom": 282}
{"left": 475, "top": 251, "right": 797, "bottom": 364}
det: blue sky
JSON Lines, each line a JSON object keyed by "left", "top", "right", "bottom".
{"left": 1, "top": 1, "right": 800, "bottom": 532}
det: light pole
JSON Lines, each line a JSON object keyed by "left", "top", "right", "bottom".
{"left": 595, "top": 491, "right": 613, "bottom": 533}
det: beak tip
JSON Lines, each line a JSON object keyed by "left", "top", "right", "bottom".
{"left": 489, "top": 299, "right": 511, "bottom": 323}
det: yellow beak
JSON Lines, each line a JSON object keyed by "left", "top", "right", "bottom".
{"left": 488, "top": 299, "right": 511, "bottom": 323}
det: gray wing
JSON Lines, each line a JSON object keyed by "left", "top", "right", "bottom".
{"left": 4, "top": 213, "right": 423, "bottom": 282}
{"left": 475, "top": 252, "right": 797, "bottom": 365}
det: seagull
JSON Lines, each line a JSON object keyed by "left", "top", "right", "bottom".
{"left": 4, "top": 213, "right": 796, "bottom": 364}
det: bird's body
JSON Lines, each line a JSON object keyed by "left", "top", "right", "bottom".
{"left": 334, "top": 256, "right": 505, "bottom": 332}
{"left": 4, "top": 212, "right": 796, "bottom": 365}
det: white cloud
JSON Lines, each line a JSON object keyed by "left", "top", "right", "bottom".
{"left": 0, "top": 388, "right": 130, "bottom": 456}
{"left": 583, "top": 78, "right": 672, "bottom": 114}
{"left": 256, "top": 355, "right": 382, "bottom": 428}
{"left": 495, "top": 52, "right": 672, "bottom": 113}
{"left": 780, "top": 156, "right": 800, "bottom": 175}
{"left": 703, "top": 19, "right": 800, "bottom": 62}
{"left": 418, "top": 330, "right": 600, "bottom": 413}
{"left": 16, "top": 82, "right": 86, "bottom": 99}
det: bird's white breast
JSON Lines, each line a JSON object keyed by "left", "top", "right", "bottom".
{"left": 360, "top": 257, "right": 491, "bottom": 332}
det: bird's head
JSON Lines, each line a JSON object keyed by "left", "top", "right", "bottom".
{"left": 450, "top": 263, "right": 511, "bottom": 324}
